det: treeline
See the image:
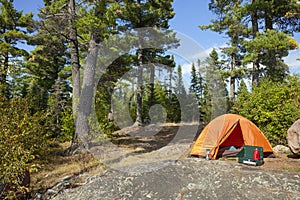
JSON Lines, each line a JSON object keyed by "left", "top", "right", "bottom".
{"left": 0, "top": 0, "right": 299, "bottom": 198}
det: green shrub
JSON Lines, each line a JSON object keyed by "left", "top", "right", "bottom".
{"left": 0, "top": 97, "right": 48, "bottom": 198}
{"left": 60, "top": 107, "right": 75, "bottom": 142}
{"left": 233, "top": 75, "right": 300, "bottom": 146}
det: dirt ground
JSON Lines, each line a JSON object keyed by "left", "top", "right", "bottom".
{"left": 260, "top": 152, "right": 300, "bottom": 172}
{"left": 111, "top": 123, "right": 300, "bottom": 172}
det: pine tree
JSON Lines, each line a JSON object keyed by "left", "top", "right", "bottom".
{"left": 205, "top": 49, "right": 228, "bottom": 119}
{"left": 22, "top": 25, "right": 69, "bottom": 112}
{"left": 74, "top": 0, "right": 120, "bottom": 148}
{"left": 175, "top": 64, "right": 186, "bottom": 96}
{"left": 189, "top": 62, "right": 200, "bottom": 118}
{"left": 68, "top": 0, "right": 81, "bottom": 122}
{"left": 95, "top": 55, "right": 132, "bottom": 131}
{"left": 204, "top": 0, "right": 300, "bottom": 85}
{"left": 47, "top": 76, "right": 72, "bottom": 138}
{"left": 171, "top": 64, "right": 185, "bottom": 122}
{"left": 0, "top": 0, "right": 34, "bottom": 97}
{"left": 154, "top": 82, "right": 168, "bottom": 109}
{"left": 196, "top": 60, "right": 210, "bottom": 123}
{"left": 202, "top": 0, "right": 246, "bottom": 101}
{"left": 189, "top": 63, "right": 198, "bottom": 95}
{"left": 38, "top": 0, "right": 84, "bottom": 144}
{"left": 243, "top": 0, "right": 300, "bottom": 83}
{"left": 118, "top": 0, "right": 178, "bottom": 126}
{"left": 243, "top": 29, "right": 298, "bottom": 82}
{"left": 234, "top": 79, "right": 250, "bottom": 112}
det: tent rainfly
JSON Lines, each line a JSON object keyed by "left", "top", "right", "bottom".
{"left": 190, "top": 114, "right": 273, "bottom": 160}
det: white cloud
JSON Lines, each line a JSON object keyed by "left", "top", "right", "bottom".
{"left": 175, "top": 43, "right": 227, "bottom": 75}
{"left": 167, "top": 32, "right": 209, "bottom": 74}
{"left": 181, "top": 63, "right": 193, "bottom": 75}
{"left": 284, "top": 49, "right": 300, "bottom": 74}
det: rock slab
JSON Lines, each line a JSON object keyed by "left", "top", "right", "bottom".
{"left": 51, "top": 158, "right": 300, "bottom": 200}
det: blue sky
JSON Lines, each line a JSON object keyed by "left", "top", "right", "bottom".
{"left": 170, "top": 0, "right": 228, "bottom": 49}
{"left": 14, "top": 0, "right": 300, "bottom": 76}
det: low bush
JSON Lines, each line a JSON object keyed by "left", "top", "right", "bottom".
{"left": 0, "top": 97, "right": 48, "bottom": 199}
{"left": 233, "top": 75, "right": 300, "bottom": 146}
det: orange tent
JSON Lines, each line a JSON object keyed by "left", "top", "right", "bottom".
{"left": 190, "top": 114, "right": 273, "bottom": 160}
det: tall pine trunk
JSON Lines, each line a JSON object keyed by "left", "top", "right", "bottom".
{"left": 135, "top": 47, "right": 143, "bottom": 126}
{"left": 71, "top": 0, "right": 104, "bottom": 151}
{"left": 168, "top": 67, "right": 172, "bottom": 105}
{"left": 251, "top": 0, "right": 260, "bottom": 86}
{"left": 264, "top": 4, "right": 280, "bottom": 80}
{"left": 230, "top": 52, "right": 236, "bottom": 102}
{"left": 134, "top": 0, "right": 143, "bottom": 126}
{"left": 68, "top": 0, "right": 81, "bottom": 123}
{"left": 0, "top": 52, "right": 9, "bottom": 97}
{"left": 148, "top": 64, "right": 155, "bottom": 108}
{"left": 264, "top": 3, "right": 273, "bottom": 31}
{"left": 72, "top": 36, "right": 98, "bottom": 148}
{"left": 229, "top": 35, "right": 238, "bottom": 103}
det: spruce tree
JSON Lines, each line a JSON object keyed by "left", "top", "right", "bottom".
{"left": 205, "top": 49, "right": 228, "bottom": 119}
{"left": 189, "top": 63, "right": 198, "bottom": 96}
{"left": 175, "top": 64, "right": 186, "bottom": 96}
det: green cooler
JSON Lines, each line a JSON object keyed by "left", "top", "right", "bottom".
{"left": 237, "top": 145, "right": 264, "bottom": 166}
